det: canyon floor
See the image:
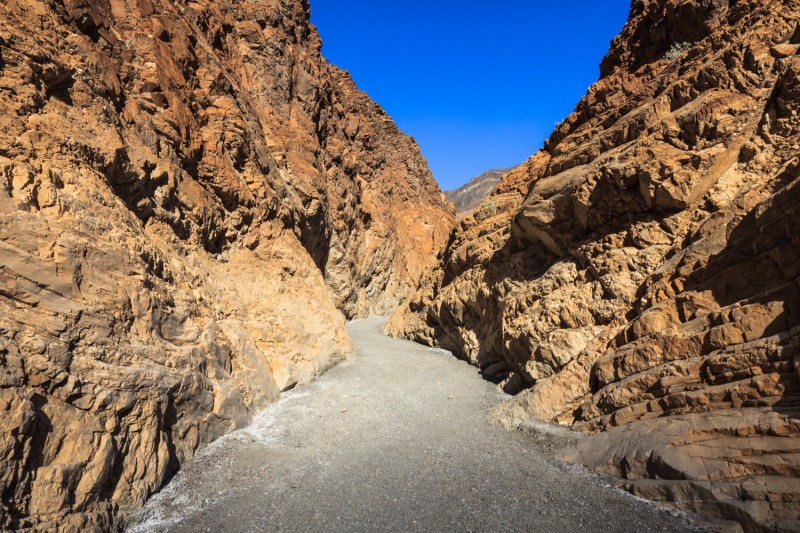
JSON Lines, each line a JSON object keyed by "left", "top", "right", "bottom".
{"left": 125, "top": 318, "right": 705, "bottom": 533}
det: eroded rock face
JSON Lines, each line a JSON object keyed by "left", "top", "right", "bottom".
{"left": 389, "top": 0, "right": 800, "bottom": 529}
{"left": 0, "top": 0, "right": 452, "bottom": 530}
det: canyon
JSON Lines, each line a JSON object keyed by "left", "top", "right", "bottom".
{"left": 389, "top": 0, "right": 800, "bottom": 531}
{"left": 2, "top": 0, "right": 800, "bottom": 531}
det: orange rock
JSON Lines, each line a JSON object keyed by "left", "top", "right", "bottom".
{"left": 0, "top": 0, "right": 452, "bottom": 530}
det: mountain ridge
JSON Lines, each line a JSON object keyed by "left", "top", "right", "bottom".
{"left": 444, "top": 166, "right": 519, "bottom": 213}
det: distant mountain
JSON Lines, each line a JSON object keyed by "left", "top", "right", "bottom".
{"left": 444, "top": 166, "right": 518, "bottom": 212}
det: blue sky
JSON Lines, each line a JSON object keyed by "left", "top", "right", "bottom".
{"left": 310, "top": 2, "right": 630, "bottom": 191}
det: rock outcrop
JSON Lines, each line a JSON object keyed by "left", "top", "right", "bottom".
{"left": 444, "top": 166, "right": 518, "bottom": 213}
{"left": 0, "top": 0, "right": 452, "bottom": 530}
{"left": 389, "top": 0, "right": 800, "bottom": 529}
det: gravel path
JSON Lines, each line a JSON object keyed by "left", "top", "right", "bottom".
{"left": 126, "top": 317, "right": 702, "bottom": 533}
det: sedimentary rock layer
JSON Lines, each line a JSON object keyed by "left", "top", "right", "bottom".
{"left": 0, "top": 0, "right": 452, "bottom": 530}
{"left": 389, "top": 1, "right": 800, "bottom": 529}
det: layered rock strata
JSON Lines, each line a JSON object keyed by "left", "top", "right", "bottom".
{"left": 389, "top": 0, "right": 800, "bottom": 529}
{"left": 0, "top": 0, "right": 452, "bottom": 530}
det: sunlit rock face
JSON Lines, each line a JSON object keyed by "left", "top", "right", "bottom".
{"left": 389, "top": 0, "right": 800, "bottom": 528}
{"left": 0, "top": 0, "right": 452, "bottom": 530}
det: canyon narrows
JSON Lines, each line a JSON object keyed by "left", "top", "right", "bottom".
{"left": 390, "top": 0, "right": 800, "bottom": 531}
{"left": 0, "top": 0, "right": 452, "bottom": 530}
{"left": 3, "top": 0, "right": 800, "bottom": 531}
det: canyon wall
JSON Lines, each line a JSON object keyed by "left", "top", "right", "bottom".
{"left": 389, "top": 0, "right": 800, "bottom": 529}
{"left": 0, "top": 0, "right": 452, "bottom": 530}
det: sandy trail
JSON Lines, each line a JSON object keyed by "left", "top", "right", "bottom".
{"left": 126, "top": 317, "right": 701, "bottom": 533}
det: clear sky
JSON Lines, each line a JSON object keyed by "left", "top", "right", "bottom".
{"left": 309, "top": 2, "right": 631, "bottom": 191}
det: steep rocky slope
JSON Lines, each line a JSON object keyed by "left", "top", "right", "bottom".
{"left": 0, "top": 0, "right": 452, "bottom": 530}
{"left": 389, "top": 0, "right": 800, "bottom": 529}
{"left": 444, "top": 166, "right": 517, "bottom": 213}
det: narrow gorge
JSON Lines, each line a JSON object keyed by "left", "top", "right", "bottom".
{"left": 1, "top": 0, "right": 799, "bottom": 532}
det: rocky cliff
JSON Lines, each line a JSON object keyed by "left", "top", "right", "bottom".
{"left": 389, "top": 0, "right": 800, "bottom": 529}
{"left": 0, "top": 0, "right": 452, "bottom": 530}
{"left": 444, "top": 166, "right": 517, "bottom": 213}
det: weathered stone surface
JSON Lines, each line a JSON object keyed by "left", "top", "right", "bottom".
{"left": 389, "top": 1, "right": 800, "bottom": 529}
{"left": 0, "top": 0, "right": 452, "bottom": 530}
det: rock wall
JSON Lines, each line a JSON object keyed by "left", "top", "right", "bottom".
{"left": 389, "top": 0, "right": 800, "bottom": 529}
{"left": 0, "top": 0, "right": 452, "bottom": 530}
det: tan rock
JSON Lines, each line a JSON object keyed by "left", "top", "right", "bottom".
{"left": 0, "top": 0, "right": 453, "bottom": 530}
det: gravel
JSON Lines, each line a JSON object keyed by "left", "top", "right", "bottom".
{"left": 125, "top": 317, "right": 704, "bottom": 533}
